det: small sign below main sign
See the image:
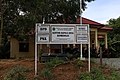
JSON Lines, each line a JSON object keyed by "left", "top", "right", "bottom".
{"left": 77, "top": 34, "right": 88, "bottom": 44}
{"left": 37, "top": 35, "right": 49, "bottom": 43}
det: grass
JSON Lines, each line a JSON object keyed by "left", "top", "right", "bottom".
{"left": 4, "top": 65, "right": 30, "bottom": 80}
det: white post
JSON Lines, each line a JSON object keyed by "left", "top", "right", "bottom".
{"left": 61, "top": 44, "right": 63, "bottom": 53}
{"left": 88, "top": 25, "right": 91, "bottom": 72}
{"left": 42, "top": 17, "right": 45, "bottom": 24}
{"left": 80, "top": 0, "right": 83, "bottom": 59}
{"left": 67, "top": 44, "right": 70, "bottom": 47}
{"left": 73, "top": 44, "right": 75, "bottom": 48}
{"left": 35, "top": 24, "right": 38, "bottom": 76}
{"left": 80, "top": 0, "right": 82, "bottom": 25}
{"left": 80, "top": 44, "right": 82, "bottom": 59}
{"left": 48, "top": 44, "right": 51, "bottom": 55}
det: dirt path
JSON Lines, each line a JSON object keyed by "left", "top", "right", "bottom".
{"left": 0, "top": 59, "right": 118, "bottom": 80}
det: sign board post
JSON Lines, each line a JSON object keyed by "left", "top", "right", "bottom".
{"left": 35, "top": 23, "right": 39, "bottom": 77}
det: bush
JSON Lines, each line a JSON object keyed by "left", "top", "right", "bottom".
{"left": 4, "top": 65, "right": 29, "bottom": 80}
{"left": 45, "top": 57, "right": 64, "bottom": 69}
{"left": 77, "top": 72, "right": 92, "bottom": 80}
{"left": 40, "top": 68, "right": 54, "bottom": 80}
{"left": 77, "top": 68, "right": 106, "bottom": 80}
{"left": 108, "top": 70, "right": 120, "bottom": 80}
{"left": 75, "top": 59, "right": 84, "bottom": 68}
{"left": 90, "top": 68, "right": 106, "bottom": 80}
{"left": 40, "top": 57, "right": 64, "bottom": 80}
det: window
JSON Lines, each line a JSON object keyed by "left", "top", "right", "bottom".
{"left": 19, "top": 42, "right": 29, "bottom": 52}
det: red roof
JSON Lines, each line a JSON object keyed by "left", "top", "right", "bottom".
{"left": 100, "top": 26, "right": 113, "bottom": 31}
{"left": 76, "top": 17, "right": 112, "bottom": 31}
{"left": 76, "top": 17, "right": 104, "bottom": 26}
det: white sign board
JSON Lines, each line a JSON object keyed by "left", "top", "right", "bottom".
{"left": 35, "top": 24, "right": 90, "bottom": 75}
{"left": 51, "top": 26, "right": 75, "bottom": 42}
{"left": 76, "top": 25, "right": 89, "bottom": 44}
{"left": 38, "top": 26, "right": 49, "bottom": 33}
{"left": 35, "top": 24, "right": 89, "bottom": 44}
{"left": 77, "top": 25, "right": 88, "bottom": 33}
{"left": 37, "top": 35, "right": 49, "bottom": 43}
{"left": 77, "top": 34, "right": 88, "bottom": 42}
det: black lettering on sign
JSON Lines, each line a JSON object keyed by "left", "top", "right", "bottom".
{"left": 40, "top": 28, "right": 47, "bottom": 31}
{"left": 69, "top": 32, "right": 73, "bottom": 34}
{"left": 40, "top": 37, "right": 47, "bottom": 40}
{"left": 57, "top": 35, "right": 69, "bottom": 37}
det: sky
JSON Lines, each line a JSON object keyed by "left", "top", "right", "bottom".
{"left": 82, "top": 0, "right": 120, "bottom": 24}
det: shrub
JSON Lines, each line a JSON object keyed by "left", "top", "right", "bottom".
{"left": 90, "top": 68, "right": 106, "bottom": 80}
{"left": 4, "top": 65, "right": 29, "bottom": 80}
{"left": 45, "top": 57, "right": 64, "bottom": 69}
{"left": 108, "top": 70, "right": 120, "bottom": 80}
{"left": 40, "top": 68, "right": 54, "bottom": 80}
{"left": 75, "top": 59, "right": 84, "bottom": 68}
{"left": 77, "top": 72, "right": 92, "bottom": 80}
{"left": 77, "top": 68, "right": 106, "bottom": 80}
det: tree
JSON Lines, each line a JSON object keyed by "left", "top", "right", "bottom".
{"left": 107, "top": 17, "right": 120, "bottom": 57}
{"left": 2, "top": 0, "right": 95, "bottom": 41}
{"left": 0, "top": 0, "right": 95, "bottom": 58}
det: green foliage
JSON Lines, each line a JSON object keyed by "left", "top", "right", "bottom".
{"left": 40, "top": 57, "right": 64, "bottom": 79}
{"left": 75, "top": 59, "right": 84, "bottom": 68}
{"left": 4, "top": 65, "right": 30, "bottom": 80}
{"left": 40, "top": 68, "right": 54, "bottom": 80}
{"left": 107, "top": 16, "right": 120, "bottom": 57}
{"left": 77, "top": 68, "right": 106, "bottom": 80}
{"left": 45, "top": 57, "right": 64, "bottom": 69}
{"left": 3, "top": 0, "right": 95, "bottom": 40}
{"left": 77, "top": 72, "right": 92, "bottom": 80}
{"left": 90, "top": 68, "right": 106, "bottom": 80}
{"left": 108, "top": 70, "right": 120, "bottom": 80}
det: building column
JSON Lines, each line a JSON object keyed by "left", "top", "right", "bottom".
{"left": 105, "top": 33, "right": 108, "bottom": 49}
{"left": 73, "top": 44, "right": 75, "bottom": 48}
{"left": 95, "top": 30, "right": 98, "bottom": 48}
{"left": 47, "top": 44, "right": 51, "bottom": 55}
{"left": 67, "top": 44, "right": 70, "bottom": 47}
{"left": 40, "top": 44, "right": 42, "bottom": 54}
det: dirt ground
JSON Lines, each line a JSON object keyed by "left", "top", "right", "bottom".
{"left": 0, "top": 59, "right": 35, "bottom": 80}
{"left": 0, "top": 59, "right": 115, "bottom": 80}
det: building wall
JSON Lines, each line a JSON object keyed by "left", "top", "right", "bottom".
{"left": 10, "top": 38, "right": 18, "bottom": 58}
{"left": 10, "top": 37, "right": 35, "bottom": 59}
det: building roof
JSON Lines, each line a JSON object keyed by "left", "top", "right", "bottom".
{"left": 76, "top": 17, "right": 104, "bottom": 26}
{"left": 100, "top": 26, "right": 113, "bottom": 31}
{"left": 76, "top": 17, "right": 112, "bottom": 31}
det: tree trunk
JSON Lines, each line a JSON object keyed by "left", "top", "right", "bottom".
{"left": 0, "top": 15, "right": 3, "bottom": 46}
{"left": 0, "top": 0, "right": 4, "bottom": 46}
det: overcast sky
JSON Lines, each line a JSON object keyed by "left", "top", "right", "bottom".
{"left": 82, "top": 0, "right": 120, "bottom": 24}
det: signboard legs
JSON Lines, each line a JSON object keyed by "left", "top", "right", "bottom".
{"left": 88, "top": 43, "right": 90, "bottom": 72}
{"left": 80, "top": 44, "right": 83, "bottom": 59}
{"left": 88, "top": 26, "right": 90, "bottom": 72}
{"left": 35, "top": 23, "right": 91, "bottom": 74}
{"left": 35, "top": 24, "right": 38, "bottom": 77}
